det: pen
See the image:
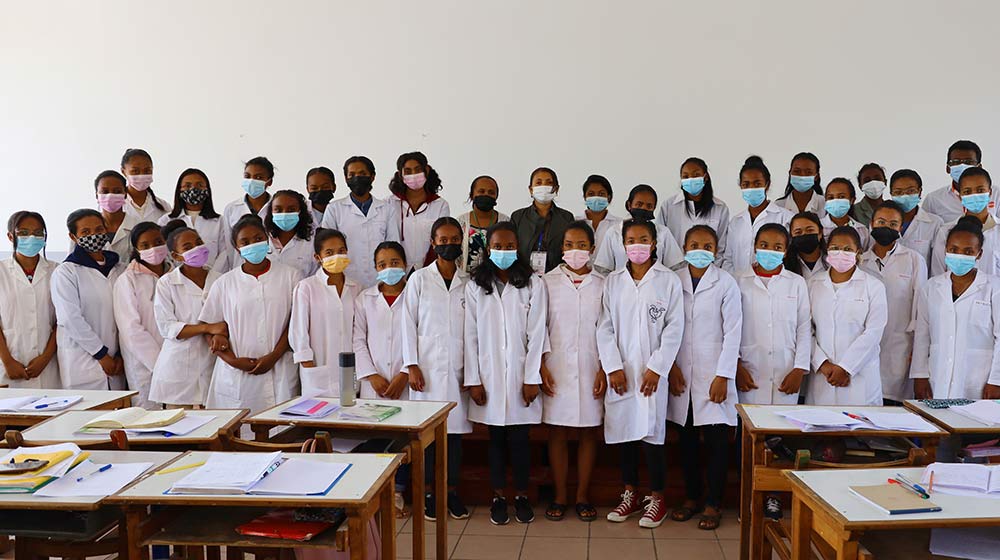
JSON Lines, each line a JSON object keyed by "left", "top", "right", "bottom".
{"left": 843, "top": 411, "right": 872, "bottom": 423}
{"left": 154, "top": 461, "right": 206, "bottom": 475}
{"left": 897, "top": 473, "right": 930, "bottom": 497}
{"left": 889, "top": 477, "right": 929, "bottom": 499}
{"left": 35, "top": 400, "right": 69, "bottom": 409}
{"left": 77, "top": 464, "right": 112, "bottom": 482}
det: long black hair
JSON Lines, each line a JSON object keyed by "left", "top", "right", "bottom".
{"left": 472, "top": 221, "right": 533, "bottom": 294}
{"left": 120, "top": 148, "right": 167, "bottom": 212}
{"left": 265, "top": 189, "right": 313, "bottom": 240}
{"left": 388, "top": 151, "right": 442, "bottom": 196}
{"left": 783, "top": 211, "right": 825, "bottom": 275}
{"left": 168, "top": 168, "right": 220, "bottom": 220}
{"left": 681, "top": 157, "right": 716, "bottom": 217}
{"left": 7, "top": 210, "right": 47, "bottom": 256}
{"left": 779, "top": 152, "right": 823, "bottom": 198}
{"left": 128, "top": 221, "right": 163, "bottom": 263}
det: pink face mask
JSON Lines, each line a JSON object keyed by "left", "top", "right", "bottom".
{"left": 625, "top": 243, "right": 652, "bottom": 264}
{"left": 97, "top": 193, "right": 127, "bottom": 213}
{"left": 825, "top": 250, "right": 857, "bottom": 273}
{"left": 139, "top": 245, "right": 168, "bottom": 266}
{"left": 127, "top": 174, "right": 153, "bottom": 191}
{"left": 402, "top": 172, "right": 427, "bottom": 190}
{"left": 181, "top": 245, "right": 210, "bottom": 268}
{"left": 563, "top": 249, "right": 591, "bottom": 269}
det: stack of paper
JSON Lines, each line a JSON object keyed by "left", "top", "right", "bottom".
{"left": 34, "top": 459, "right": 153, "bottom": 498}
{"left": 921, "top": 463, "right": 1000, "bottom": 497}
{"left": 776, "top": 409, "right": 936, "bottom": 432}
{"left": 951, "top": 400, "right": 1000, "bottom": 426}
{"left": 280, "top": 399, "right": 339, "bottom": 418}
{"left": 931, "top": 527, "right": 1000, "bottom": 560}
{"left": 0, "top": 443, "right": 87, "bottom": 493}
{"left": 168, "top": 452, "right": 350, "bottom": 496}
{"left": 124, "top": 415, "right": 215, "bottom": 436}
{"left": 0, "top": 395, "right": 82, "bottom": 412}
{"left": 860, "top": 411, "right": 937, "bottom": 432}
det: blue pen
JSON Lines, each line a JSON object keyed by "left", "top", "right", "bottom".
{"left": 897, "top": 473, "right": 930, "bottom": 497}
{"left": 77, "top": 464, "right": 112, "bottom": 482}
{"left": 35, "top": 400, "right": 69, "bottom": 410}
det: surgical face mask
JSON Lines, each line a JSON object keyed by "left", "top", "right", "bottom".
{"left": 321, "top": 254, "right": 350, "bottom": 274}
{"left": 826, "top": 250, "right": 857, "bottom": 273}
{"left": 139, "top": 245, "right": 168, "bottom": 266}
{"left": 629, "top": 207, "right": 655, "bottom": 222}
{"left": 272, "top": 212, "right": 300, "bottom": 232}
{"left": 434, "top": 243, "right": 462, "bottom": 262}
{"left": 680, "top": 177, "right": 705, "bottom": 196}
{"left": 473, "top": 195, "right": 497, "bottom": 212}
{"left": 308, "top": 190, "right": 334, "bottom": 206}
{"left": 950, "top": 163, "right": 974, "bottom": 184}
{"left": 625, "top": 244, "right": 652, "bottom": 264}
{"left": 684, "top": 249, "right": 715, "bottom": 269}
{"left": 944, "top": 253, "right": 977, "bottom": 276}
{"left": 741, "top": 188, "right": 766, "bottom": 208}
{"left": 402, "top": 172, "right": 426, "bottom": 191}
{"left": 585, "top": 196, "right": 609, "bottom": 212}
{"left": 870, "top": 227, "right": 900, "bottom": 247}
{"left": 347, "top": 176, "right": 373, "bottom": 196}
{"left": 563, "top": 249, "right": 591, "bottom": 269}
{"left": 861, "top": 180, "right": 886, "bottom": 199}
{"left": 377, "top": 267, "right": 406, "bottom": 286}
{"left": 181, "top": 245, "right": 210, "bottom": 268}
{"left": 15, "top": 236, "right": 45, "bottom": 258}
{"left": 531, "top": 185, "right": 555, "bottom": 203}
{"left": 755, "top": 249, "right": 784, "bottom": 271}
{"left": 241, "top": 178, "right": 267, "bottom": 199}
{"left": 824, "top": 199, "right": 851, "bottom": 219}
{"left": 76, "top": 233, "right": 109, "bottom": 253}
{"left": 790, "top": 234, "right": 821, "bottom": 254}
{"left": 127, "top": 174, "right": 153, "bottom": 191}
{"left": 179, "top": 188, "right": 208, "bottom": 206}
{"left": 789, "top": 175, "right": 816, "bottom": 192}
{"left": 489, "top": 249, "right": 518, "bottom": 270}
{"left": 962, "top": 192, "right": 990, "bottom": 214}
{"left": 892, "top": 194, "right": 920, "bottom": 213}
{"left": 239, "top": 240, "right": 269, "bottom": 264}
{"left": 97, "top": 193, "right": 126, "bottom": 213}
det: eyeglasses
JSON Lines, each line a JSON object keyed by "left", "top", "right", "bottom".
{"left": 891, "top": 188, "right": 921, "bottom": 196}
{"left": 948, "top": 158, "right": 978, "bottom": 166}
{"left": 15, "top": 229, "right": 45, "bottom": 237}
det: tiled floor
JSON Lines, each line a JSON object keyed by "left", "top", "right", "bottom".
{"left": 395, "top": 507, "right": 740, "bottom": 560}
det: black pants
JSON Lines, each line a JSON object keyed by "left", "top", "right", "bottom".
{"left": 675, "top": 406, "right": 731, "bottom": 508}
{"left": 619, "top": 440, "right": 666, "bottom": 492}
{"left": 488, "top": 425, "right": 531, "bottom": 492}
{"left": 425, "top": 434, "right": 463, "bottom": 487}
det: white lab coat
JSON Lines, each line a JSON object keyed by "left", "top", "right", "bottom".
{"left": 575, "top": 213, "right": 624, "bottom": 254}
{"left": 112, "top": 261, "right": 165, "bottom": 409}
{"left": 150, "top": 266, "right": 221, "bottom": 406}
{"left": 669, "top": 265, "right": 742, "bottom": 427}
{"left": 899, "top": 208, "right": 942, "bottom": 268}
{"left": 540, "top": 266, "right": 605, "bottom": 428}
{"left": 0, "top": 257, "right": 59, "bottom": 388}
{"left": 721, "top": 202, "right": 794, "bottom": 274}
{"left": 221, "top": 196, "right": 270, "bottom": 271}
{"left": 777, "top": 191, "right": 826, "bottom": 217}
{"left": 156, "top": 212, "right": 229, "bottom": 272}
{"left": 51, "top": 256, "right": 125, "bottom": 390}
{"left": 820, "top": 214, "right": 871, "bottom": 251}
{"left": 922, "top": 183, "right": 1000, "bottom": 224}
{"left": 389, "top": 196, "right": 451, "bottom": 271}
{"left": 401, "top": 262, "right": 472, "bottom": 434}
{"left": 198, "top": 260, "right": 299, "bottom": 414}
{"left": 597, "top": 262, "right": 684, "bottom": 444}
{"left": 593, "top": 222, "right": 684, "bottom": 274}
{"left": 806, "top": 268, "right": 888, "bottom": 405}
{"left": 910, "top": 271, "right": 1000, "bottom": 399}
{"left": 657, "top": 193, "right": 730, "bottom": 264}
{"left": 795, "top": 257, "right": 829, "bottom": 282}
{"left": 931, "top": 217, "right": 1000, "bottom": 277}
{"left": 321, "top": 196, "right": 400, "bottom": 288}
{"left": 310, "top": 207, "right": 325, "bottom": 231}
{"left": 269, "top": 234, "right": 317, "bottom": 283}
{"left": 464, "top": 276, "right": 548, "bottom": 426}
{"left": 107, "top": 212, "right": 141, "bottom": 264}
{"left": 124, "top": 193, "right": 171, "bottom": 224}
{"left": 353, "top": 284, "right": 409, "bottom": 401}
{"left": 289, "top": 270, "right": 361, "bottom": 398}
{"left": 859, "top": 244, "right": 927, "bottom": 401}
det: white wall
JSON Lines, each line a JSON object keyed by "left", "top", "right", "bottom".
{"left": 2, "top": 0, "right": 998, "bottom": 251}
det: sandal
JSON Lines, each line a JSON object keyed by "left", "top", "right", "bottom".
{"left": 545, "top": 502, "right": 567, "bottom": 521}
{"left": 575, "top": 502, "right": 597, "bottom": 522}
{"left": 670, "top": 504, "right": 703, "bottom": 522}
{"left": 698, "top": 511, "right": 722, "bottom": 530}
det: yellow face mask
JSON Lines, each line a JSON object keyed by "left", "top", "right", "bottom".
{"left": 321, "top": 254, "right": 350, "bottom": 274}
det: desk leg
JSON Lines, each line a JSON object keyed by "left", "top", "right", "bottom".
{"left": 790, "top": 495, "right": 812, "bottom": 560}
{"left": 410, "top": 437, "right": 426, "bottom": 560}
{"left": 121, "top": 506, "right": 148, "bottom": 560}
{"left": 349, "top": 512, "right": 366, "bottom": 560}
{"left": 739, "top": 427, "right": 753, "bottom": 560}
{"left": 434, "top": 422, "right": 448, "bottom": 560}
{"left": 381, "top": 482, "right": 397, "bottom": 560}
{"left": 251, "top": 424, "right": 270, "bottom": 442}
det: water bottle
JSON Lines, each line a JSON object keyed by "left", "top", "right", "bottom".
{"left": 339, "top": 352, "right": 356, "bottom": 407}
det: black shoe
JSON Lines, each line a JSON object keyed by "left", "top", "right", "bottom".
{"left": 513, "top": 495, "right": 534, "bottom": 523}
{"left": 764, "top": 496, "right": 783, "bottom": 520}
{"left": 424, "top": 492, "right": 436, "bottom": 521}
{"left": 490, "top": 496, "right": 509, "bottom": 525}
{"left": 448, "top": 491, "right": 470, "bottom": 520}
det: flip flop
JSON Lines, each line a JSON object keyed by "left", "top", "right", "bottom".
{"left": 698, "top": 511, "right": 722, "bottom": 530}
{"left": 545, "top": 502, "right": 567, "bottom": 521}
{"left": 575, "top": 502, "right": 597, "bottom": 522}
{"left": 670, "top": 504, "right": 703, "bottom": 522}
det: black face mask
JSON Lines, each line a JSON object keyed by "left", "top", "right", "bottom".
{"left": 347, "top": 176, "right": 373, "bottom": 196}
{"left": 308, "top": 190, "right": 335, "bottom": 206}
{"left": 629, "top": 208, "right": 655, "bottom": 222}
{"left": 473, "top": 195, "right": 497, "bottom": 212}
{"left": 790, "top": 233, "right": 821, "bottom": 254}
{"left": 870, "top": 226, "right": 901, "bottom": 247}
{"left": 434, "top": 243, "right": 463, "bottom": 262}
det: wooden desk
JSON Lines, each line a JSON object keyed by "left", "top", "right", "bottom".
{"left": 737, "top": 404, "right": 948, "bottom": 560}
{"left": 0, "top": 388, "right": 136, "bottom": 430}
{"left": 904, "top": 399, "right": 1000, "bottom": 435}
{"left": 18, "top": 409, "right": 247, "bottom": 449}
{"left": 106, "top": 451, "right": 402, "bottom": 560}
{"left": 246, "top": 397, "right": 454, "bottom": 560}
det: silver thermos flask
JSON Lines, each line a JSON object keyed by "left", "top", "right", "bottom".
{"left": 339, "top": 352, "right": 356, "bottom": 407}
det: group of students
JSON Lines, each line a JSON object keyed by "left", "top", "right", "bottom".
{"left": 2, "top": 140, "right": 999, "bottom": 532}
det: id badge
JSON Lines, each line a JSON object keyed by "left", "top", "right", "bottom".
{"left": 530, "top": 251, "right": 547, "bottom": 275}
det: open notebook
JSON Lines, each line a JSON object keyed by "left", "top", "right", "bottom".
{"left": 776, "top": 408, "right": 936, "bottom": 432}
{"left": 81, "top": 407, "right": 184, "bottom": 430}
{"left": 168, "top": 452, "right": 350, "bottom": 496}
{"left": 921, "top": 463, "right": 1000, "bottom": 497}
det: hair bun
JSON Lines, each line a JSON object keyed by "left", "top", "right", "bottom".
{"left": 956, "top": 215, "right": 985, "bottom": 234}
{"left": 745, "top": 155, "right": 764, "bottom": 166}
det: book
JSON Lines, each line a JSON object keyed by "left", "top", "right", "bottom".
{"left": 236, "top": 509, "right": 339, "bottom": 542}
{"left": 963, "top": 439, "right": 1000, "bottom": 458}
{"left": 81, "top": 407, "right": 185, "bottom": 430}
{"left": 280, "top": 399, "right": 339, "bottom": 418}
{"left": 921, "top": 462, "right": 1000, "bottom": 496}
{"left": 0, "top": 395, "right": 82, "bottom": 412}
{"left": 338, "top": 403, "right": 401, "bottom": 422}
{"left": 951, "top": 400, "right": 1000, "bottom": 426}
{"left": 0, "top": 444, "right": 89, "bottom": 493}
{"left": 850, "top": 484, "right": 942, "bottom": 515}
{"left": 776, "top": 408, "right": 936, "bottom": 433}
{"left": 167, "top": 453, "right": 350, "bottom": 496}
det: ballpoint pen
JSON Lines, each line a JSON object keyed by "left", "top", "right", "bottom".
{"left": 896, "top": 473, "right": 930, "bottom": 497}
{"left": 77, "top": 464, "right": 112, "bottom": 482}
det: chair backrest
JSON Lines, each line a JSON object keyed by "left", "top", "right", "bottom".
{"left": 4, "top": 429, "right": 130, "bottom": 450}
{"left": 221, "top": 430, "right": 332, "bottom": 453}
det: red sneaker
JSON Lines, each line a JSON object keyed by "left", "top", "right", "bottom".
{"left": 639, "top": 495, "right": 666, "bottom": 528}
{"left": 606, "top": 489, "right": 641, "bottom": 522}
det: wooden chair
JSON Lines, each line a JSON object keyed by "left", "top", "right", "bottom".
{"left": 4, "top": 428, "right": 130, "bottom": 450}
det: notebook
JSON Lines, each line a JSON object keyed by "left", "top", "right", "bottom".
{"left": 0, "top": 444, "right": 89, "bottom": 493}
{"left": 81, "top": 407, "right": 185, "bottom": 430}
{"left": 850, "top": 484, "right": 941, "bottom": 515}
{"left": 338, "top": 403, "right": 401, "bottom": 422}
{"left": 280, "top": 399, "right": 339, "bottom": 418}
{"left": 236, "top": 509, "right": 339, "bottom": 542}
{"left": 776, "top": 408, "right": 936, "bottom": 433}
{"left": 921, "top": 463, "right": 1000, "bottom": 496}
{"left": 168, "top": 453, "right": 350, "bottom": 496}
{"left": 0, "top": 395, "right": 82, "bottom": 412}
{"left": 951, "top": 400, "right": 1000, "bottom": 426}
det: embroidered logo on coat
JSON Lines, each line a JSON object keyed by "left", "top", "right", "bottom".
{"left": 648, "top": 304, "right": 665, "bottom": 323}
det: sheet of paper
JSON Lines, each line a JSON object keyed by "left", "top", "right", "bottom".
{"left": 931, "top": 527, "right": 1000, "bottom": 560}
{"left": 0, "top": 396, "right": 40, "bottom": 412}
{"left": 952, "top": 400, "right": 1000, "bottom": 425}
{"left": 125, "top": 414, "right": 214, "bottom": 435}
{"left": 861, "top": 411, "right": 937, "bottom": 432}
{"left": 23, "top": 395, "right": 82, "bottom": 411}
{"left": 330, "top": 438, "right": 367, "bottom": 453}
{"left": 776, "top": 408, "right": 863, "bottom": 427}
{"left": 35, "top": 460, "right": 153, "bottom": 497}
{"left": 0, "top": 443, "right": 83, "bottom": 478}
{"left": 171, "top": 451, "right": 282, "bottom": 493}
{"left": 249, "top": 458, "right": 350, "bottom": 495}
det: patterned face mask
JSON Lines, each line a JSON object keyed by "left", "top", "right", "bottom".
{"left": 76, "top": 233, "right": 109, "bottom": 252}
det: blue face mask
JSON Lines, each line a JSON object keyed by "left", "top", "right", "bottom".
{"left": 741, "top": 188, "right": 766, "bottom": 208}
{"left": 962, "top": 192, "right": 990, "bottom": 214}
{"left": 684, "top": 249, "right": 715, "bottom": 269}
{"left": 489, "top": 249, "right": 518, "bottom": 270}
{"left": 272, "top": 212, "right": 300, "bottom": 232}
{"left": 790, "top": 175, "right": 816, "bottom": 192}
{"left": 824, "top": 199, "right": 851, "bottom": 219}
{"left": 944, "top": 253, "right": 977, "bottom": 276}
{"left": 584, "top": 196, "right": 609, "bottom": 212}
{"left": 239, "top": 240, "right": 269, "bottom": 264}
{"left": 241, "top": 178, "right": 267, "bottom": 199}
{"left": 950, "top": 164, "right": 974, "bottom": 185}
{"left": 681, "top": 177, "right": 705, "bottom": 196}
{"left": 755, "top": 249, "right": 785, "bottom": 271}
{"left": 15, "top": 236, "right": 45, "bottom": 258}
{"left": 892, "top": 194, "right": 920, "bottom": 213}
{"left": 377, "top": 267, "right": 406, "bottom": 286}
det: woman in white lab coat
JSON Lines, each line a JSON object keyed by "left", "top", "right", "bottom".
{"left": 776, "top": 152, "right": 826, "bottom": 216}
{"left": 784, "top": 212, "right": 829, "bottom": 281}
{"left": 859, "top": 201, "right": 927, "bottom": 404}
{"left": 807, "top": 226, "right": 888, "bottom": 405}
{"left": 668, "top": 225, "right": 741, "bottom": 531}
{"left": 112, "top": 222, "right": 169, "bottom": 409}
{"left": 598, "top": 219, "right": 684, "bottom": 529}
{"left": 930, "top": 167, "right": 1000, "bottom": 277}
{"left": 539, "top": 221, "right": 606, "bottom": 523}
{"left": 51, "top": 209, "right": 126, "bottom": 390}
{"left": 289, "top": 229, "right": 360, "bottom": 398}
{"left": 912, "top": 217, "right": 1000, "bottom": 400}
{"left": 198, "top": 215, "right": 298, "bottom": 414}
{"left": 464, "top": 222, "right": 548, "bottom": 525}
{"left": 95, "top": 170, "right": 140, "bottom": 264}
{"left": 157, "top": 168, "right": 228, "bottom": 272}
{"left": 593, "top": 184, "right": 685, "bottom": 274}
{"left": 387, "top": 152, "right": 451, "bottom": 272}
{"left": 150, "top": 222, "right": 225, "bottom": 408}
{"left": 889, "top": 169, "right": 943, "bottom": 266}
{"left": 821, "top": 178, "right": 871, "bottom": 251}
{"left": 0, "top": 211, "right": 59, "bottom": 388}
{"left": 657, "top": 157, "right": 730, "bottom": 266}
{"left": 401, "top": 217, "right": 472, "bottom": 520}
{"left": 305, "top": 166, "right": 337, "bottom": 228}
{"left": 575, "top": 174, "right": 622, "bottom": 252}
{"left": 722, "top": 156, "right": 794, "bottom": 274}
{"left": 120, "top": 148, "right": 171, "bottom": 223}
{"left": 265, "top": 190, "right": 316, "bottom": 282}
{"left": 353, "top": 242, "right": 409, "bottom": 401}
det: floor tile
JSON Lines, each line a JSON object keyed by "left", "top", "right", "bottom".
{"left": 654, "top": 538, "right": 726, "bottom": 559}
{"left": 652, "top": 517, "right": 720, "bottom": 540}
{"left": 400, "top": 515, "right": 469, "bottom": 535}
{"left": 519, "top": 536, "right": 588, "bottom": 560}
{"left": 589, "top": 537, "right": 656, "bottom": 560}
{"left": 590, "top": 509, "right": 655, "bottom": 539}
{"left": 713, "top": 511, "right": 741, "bottom": 540}
{"left": 396, "top": 530, "right": 459, "bottom": 559}
{"left": 451, "top": 534, "right": 524, "bottom": 560}
{"left": 525, "top": 517, "right": 590, "bottom": 538}
{"left": 720, "top": 538, "right": 740, "bottom": 560}
{"left": 463, "top": 509, "right": 529, "bottom": 536}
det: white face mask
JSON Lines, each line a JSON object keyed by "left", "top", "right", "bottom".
{"left": 531, "top": 185, "right": 555, "bottom": 203}
{"left": 861, "top": 179, "right": 886, "bottom": 199}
